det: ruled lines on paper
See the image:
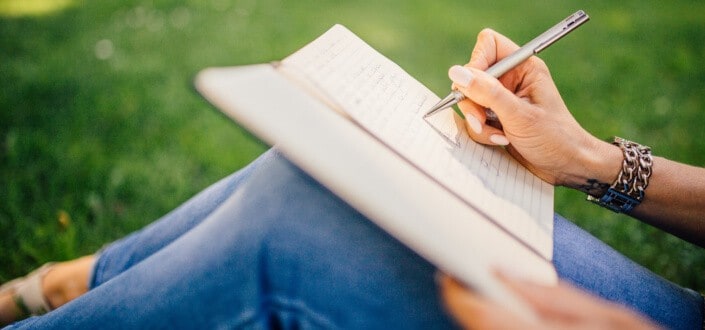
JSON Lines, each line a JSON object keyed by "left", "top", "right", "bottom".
{"left": 281, "top": 25, "right": 554, "bottom": 258}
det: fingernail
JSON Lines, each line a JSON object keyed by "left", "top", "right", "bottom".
{"left": 466, "top": 115, "right": 482, "bottom": 134}
{"left": 448, "top": 65, "right": 474, "bottom": 87}
{"left": 490, "top": 134, "right": 509, "bottom": 146}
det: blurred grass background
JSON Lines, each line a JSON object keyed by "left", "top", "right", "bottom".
{"left": 2, "top": 0, "right": 705, "bottom": 292}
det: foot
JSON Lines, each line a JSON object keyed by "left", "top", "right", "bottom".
{"left": 42, "top": 256, "right": 95, "bottom": 309}
{"left": 0, "top": 255, "right": 95, "bottom": 326}
{"left": 0, "top": 290, "right": 23, "bottom": 325}
{"left": 0, "top": 263, "right": 54, "bottom": 325}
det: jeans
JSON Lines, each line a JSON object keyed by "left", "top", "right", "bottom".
{"left": 8, "top": 149, "right": 703, "bottom": 329}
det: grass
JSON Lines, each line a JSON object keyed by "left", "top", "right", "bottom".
{"left": 2, "top": 0, "right": 705, "bottom": 293}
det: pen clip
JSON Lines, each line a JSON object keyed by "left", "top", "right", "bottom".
{"left": 534, "top": 10, "right": 589, "bottom": 53}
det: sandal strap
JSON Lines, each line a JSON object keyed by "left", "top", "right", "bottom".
{"left": 1, "top": 263, "right": 54, "bottom": 316}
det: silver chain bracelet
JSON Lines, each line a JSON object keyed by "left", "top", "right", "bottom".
{"left": 587, "top": 137, "right": 653, "bottom": 213}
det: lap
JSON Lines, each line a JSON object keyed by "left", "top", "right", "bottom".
{"left": 12, "top": 150, "right": 700, "bottom": 329}
{"left": 553, "top": 214, "right": 702, "bottom": 329}
{"left": 12, "top": 151, "right": 456, "bottom": 329}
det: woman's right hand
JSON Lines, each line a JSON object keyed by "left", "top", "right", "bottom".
{"left": 450, "top": 29, "right": 622, "bottom": 194}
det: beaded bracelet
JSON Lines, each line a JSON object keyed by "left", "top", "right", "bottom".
{"left": 587, "top": 137, "right": 653, "bottom": 213}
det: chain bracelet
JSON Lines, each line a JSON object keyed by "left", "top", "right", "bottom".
{"left": 613, "top": 137, "right": 653, "bottom": 201}
{"left": 587, "top": 137, "right": 653, "bottom": 213}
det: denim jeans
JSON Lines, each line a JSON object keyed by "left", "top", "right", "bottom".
{"left": 8, "top": 149, "right": 703, "bottom": 329}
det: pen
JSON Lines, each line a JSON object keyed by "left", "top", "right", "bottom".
{"left": 424, "top": 10, "right": 589, "bottom": 120}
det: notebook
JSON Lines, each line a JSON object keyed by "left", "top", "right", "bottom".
{"left": 195, "top": 24, "right": 556, "bottom": 317}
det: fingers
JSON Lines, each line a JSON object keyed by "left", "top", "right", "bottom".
{"left": 468, "top": 29, "right": 521, "bottom": 71}
{"left": 495, "top": 274, "right": 662, "bottom": 329}
{"left": 448, "top": 65, "right": 522, "bottom": 146}
{"left": 438, "top": 274, "right": 531, "bottom": 329}
{"left": 439, "top": 272, "right": 661, "bottom": 330}
{"left": 457, "top": 29, "right": 555, "bottom": 147}
{"left": 497, "top": 274, "right": 605, "bottom": 319}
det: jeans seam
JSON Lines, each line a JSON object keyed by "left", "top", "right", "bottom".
{"left": 232, "top": 295, "right": 338, "bottom": 329}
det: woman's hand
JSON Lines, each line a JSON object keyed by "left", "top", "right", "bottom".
{"left": 450, "top": 29, "right": 622, "bottom": 192}
{"left": 453, "top": 29, "right": 705, "bottom": 245}
{"left": 438, "top": 273, "right": 660, "bottom": 329}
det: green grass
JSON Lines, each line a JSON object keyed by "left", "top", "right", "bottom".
{"left": 2, "top": 0, "right": 705, "bottom": 293}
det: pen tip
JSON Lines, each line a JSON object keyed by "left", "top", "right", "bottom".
{"left": 423, "top": 109, "right": 437, "bottom": 119}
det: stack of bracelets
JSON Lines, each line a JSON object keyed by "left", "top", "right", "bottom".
{"left": 587, "top": 137, "right": 654, "bottom": 214}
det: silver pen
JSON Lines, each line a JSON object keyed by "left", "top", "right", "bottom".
{"left": 424, "top": 10, "right": 589, "bottom": 120}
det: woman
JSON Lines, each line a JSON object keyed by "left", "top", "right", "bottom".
{"left": 1, "top": 29, "right": 702, "bottom": 329}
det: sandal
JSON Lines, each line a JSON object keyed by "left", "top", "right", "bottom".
{"left": 0, "top": 263, "right": 55, "bottom": 320}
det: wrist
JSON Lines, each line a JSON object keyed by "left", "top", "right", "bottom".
{"left": 560, "top": 136, "right": 623, "bottom": 196}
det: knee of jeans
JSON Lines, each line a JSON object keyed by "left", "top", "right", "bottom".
{"left": 223, "top": 152, "right": 455, "bottom": 328}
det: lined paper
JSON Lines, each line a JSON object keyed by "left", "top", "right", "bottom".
{"left": 280, "top": 25, "right": 554, "bottom": 259}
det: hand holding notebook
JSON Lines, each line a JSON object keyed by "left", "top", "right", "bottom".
{"left": 196, "top": 23, "right": 558, "bottom": 320}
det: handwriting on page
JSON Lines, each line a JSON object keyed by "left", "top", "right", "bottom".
{"left": 281, "top": 25, "right": 554, "bottom": 259}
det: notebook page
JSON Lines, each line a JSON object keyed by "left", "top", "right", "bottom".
{"left": 280, "top": 25, "right": 554, "bottom": 259}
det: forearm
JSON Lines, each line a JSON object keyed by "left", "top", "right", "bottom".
{"left": 564, "top": 138, "right": 705, "bottom": 247}
{"left": 631, "top": 157, "right": 705, "bottom": 246}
